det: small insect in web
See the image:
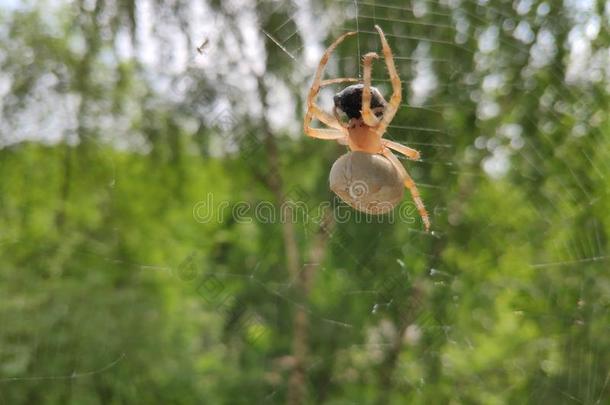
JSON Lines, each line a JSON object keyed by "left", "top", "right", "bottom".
{"left": 196, "top": 38, "right": 210, "bottom": 54}
{"left": 303, "top": 25, "right": 431, "bottom": 232}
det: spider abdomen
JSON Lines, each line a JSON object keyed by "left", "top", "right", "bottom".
{"left": 329, "top": 151, "right": 404, "bottom": 215}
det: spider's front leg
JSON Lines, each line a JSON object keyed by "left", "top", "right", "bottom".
{"left": 309, "top": 78, "right": 361, "bottom": 131}
{"left": 304, "top": 31, "right": 357, "bottom": 136}
{"left": 321, "top": 78, "right": 359, "bottom": 87}
{"left": 374, "top": 25, "right": 402, "bottom": 136}
{"left": 382, "top": 148, "right": 430, "bottom": 232}
{"left": 303, "top": 126, "right": 345, "bottom": 140}
{"left": 361, "top": 52, "right": 381, "bottom": 127}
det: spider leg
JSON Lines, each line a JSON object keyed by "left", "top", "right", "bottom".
{"left": 374, "top": 25, "right": 402, "bottom": 136}
{"left": 315, "top": 78, "right": 361, "bottom": 129}
{"left": 383, "top": 139, "right": 421, "bottom": 161}
{"left": 310, "top": 104, "right": 344, "bottom": 130}
{"left": 304, "top": 31, "right": 357, "bottom": 134}
{"left": 320, "top": 78, "right": 359, "bottom": 87}
{"left": 382, "top": 148, "right": 430, "bottom": 232}
{"left": 361, "top": 52, "right": 381, "bottom": 127}
{"left": 304, "top": 127, "right": 346, "bottom": 141}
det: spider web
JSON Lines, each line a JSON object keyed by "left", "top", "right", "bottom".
{"left": 253, "top": 2, "right": 472, "bottom": 400}
{"left": 0, "top": 0, "right": 609, "bottom": 403}
{"left": 241, "top": 0, "right": 610, "bottom": 402}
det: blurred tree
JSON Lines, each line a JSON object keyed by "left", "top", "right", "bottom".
{"left": 0, "top": 0, "right": 609, "bottom": 404}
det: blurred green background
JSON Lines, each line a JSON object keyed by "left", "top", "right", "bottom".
{"left": 1, "top": 0, "right": 609, "bottom": 404}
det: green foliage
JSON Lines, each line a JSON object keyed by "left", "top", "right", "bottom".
{"left": 0, "top": 1, "right": 609, "bottom": 404}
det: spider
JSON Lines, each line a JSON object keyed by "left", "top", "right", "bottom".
{"left": 303, "top": 25, "right": 430, "bottom": 232}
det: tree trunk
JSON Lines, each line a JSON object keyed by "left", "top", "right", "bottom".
{"left": 255, "top": 75, "right": 334, "bottom": 405}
